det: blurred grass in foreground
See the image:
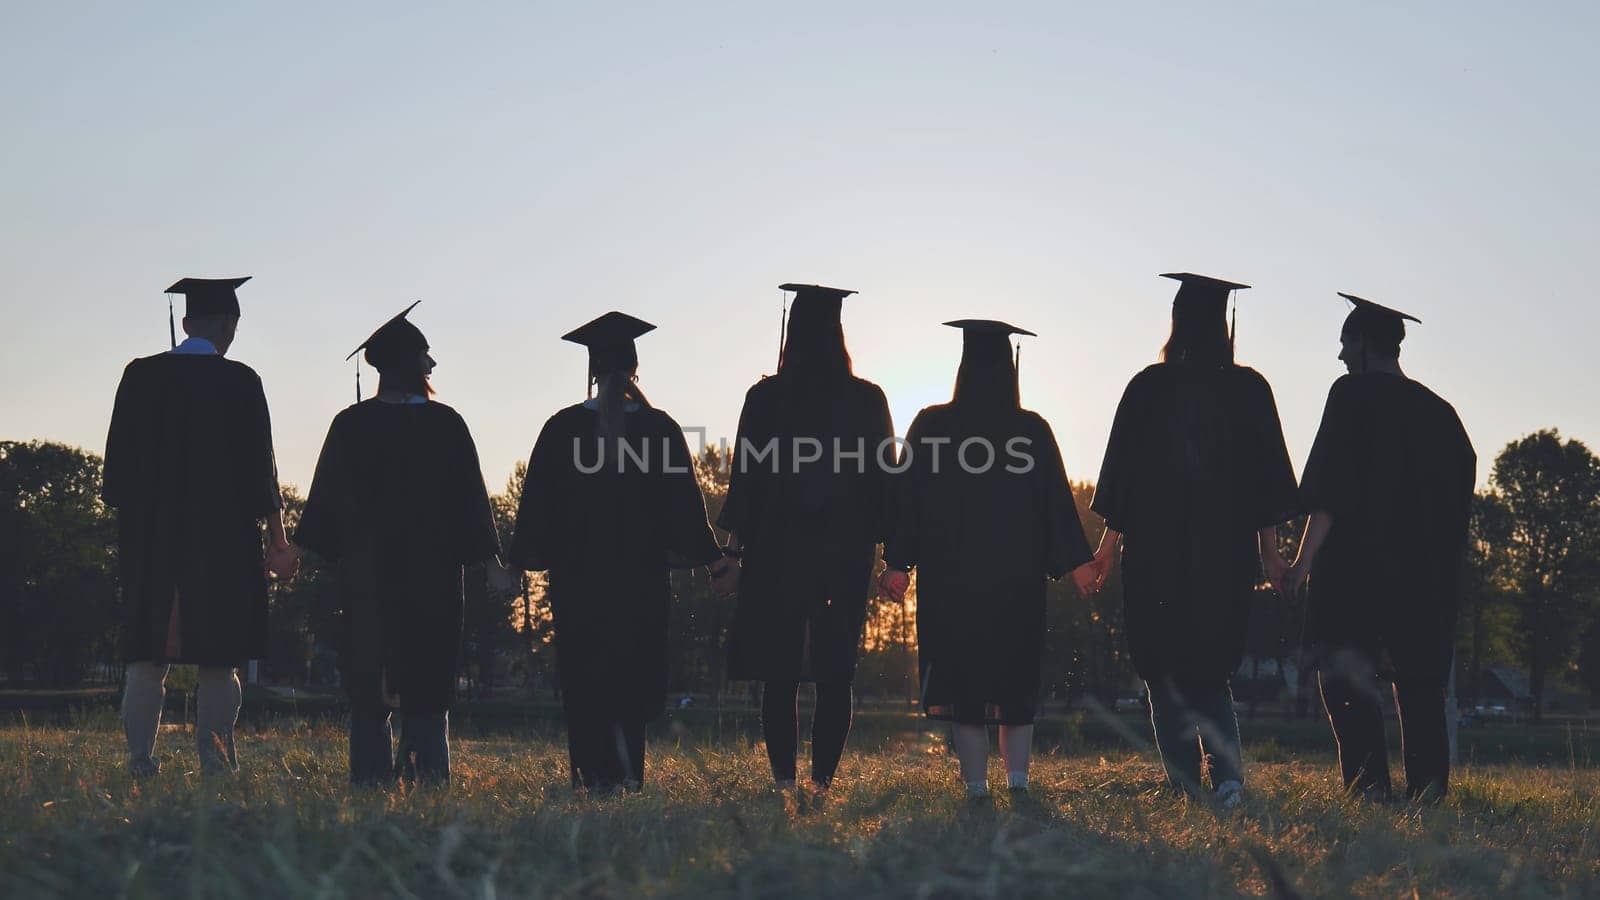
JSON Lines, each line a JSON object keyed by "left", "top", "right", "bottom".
{"left": 1, "top": 715, "right": 1596, "bottom": 898}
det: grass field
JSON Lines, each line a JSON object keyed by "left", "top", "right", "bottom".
{"left": 2, "top": 713, "right": 1597, "bottom": 898}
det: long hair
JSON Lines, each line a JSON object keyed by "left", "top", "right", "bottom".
{"left": 1160, "top": 307, "right": 1233, "bottom": 368}
{"left": 590, "top": 344, "right": 650, "bottom": 446}
{"left": 951, "top": 339, "right": 1020, "bottom": 409}
{"left": 778, "top": 303, "right": 853, "bottom": 384}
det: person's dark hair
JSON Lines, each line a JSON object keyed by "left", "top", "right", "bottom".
{"left": 1341, "top": 308, "right": 1403, "bottom": 359}
{"left": 951, "top": 338, "right": 1020, "bottom": 408}
{"left": 1160, "top": 305, "right": 1233, "bottom": 367}
{"left": 778, "top": 302, "right": 853, "bottom": 383}
{"left": 590, "top": 344, "right": 650, "bottom": 445}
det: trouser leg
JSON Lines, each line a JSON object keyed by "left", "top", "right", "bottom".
{"left": 761, "top": 681, "right": 800, "bottom": 784}
{"left": 121, "top": 662, "right": 169, "bottom": 776}
{"left": 618, "top": 718, "right": 646, "bottom": 789}
{"left": 348, "top": 696, "right": 394, "bottom": 786}
{"left": 1146, "top": 679, "right": 1203, "bottom": 794}
{"left": 195, "top": 667, "right": 242, "bottom": 775}
{"left": 1394, "top": 677, "right": 1450, "bottom": 801}
{"left": 399, "top": 710, "right": 450, "bottom": 787}
{"left": 1192, "top": 682, "right": 1244, "bottom": 788}
{"left": 1318, "top": 649, "right": 1392, "bottom": 798}
{"left": 809, "top": 683, "right": 853, "bottom": 787}
{"left": 951, "top": 724, "right": 990, "bottom": 792}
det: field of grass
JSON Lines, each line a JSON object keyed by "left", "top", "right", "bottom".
{"left": 2, "top": 713, "right": 1597, "bottom": 898}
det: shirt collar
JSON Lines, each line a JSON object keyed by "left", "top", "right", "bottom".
{"left": 169, "top": 336, "right": 219, "bottom": 356}
{"left": 581, "top": 398, "right": 641, "bottom": 412}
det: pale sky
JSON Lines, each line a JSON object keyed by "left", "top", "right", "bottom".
{"left": 3, "top": 2, "right": 1595, "bottom": 496}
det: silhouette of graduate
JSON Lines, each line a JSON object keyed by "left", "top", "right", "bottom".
{"left": 1286, "top": 294, "right": 1475, "bottom": 801}
{"left": 294, "top": 302, "right": 501, "bottom": 787}
{"left": 879, "top": 318, "right": 1092, "bottom": 798}
{"left": 505, "top": 312, "right": 736, "bottom": 793}
{"left": 102, "top": 276, "right": 296, "bottom": 777}
{"left": 718, "top": 283, "right": 895, "bottom": 797}
{"left": 1086, "top": 273, "right": 1300, "bottom": 807}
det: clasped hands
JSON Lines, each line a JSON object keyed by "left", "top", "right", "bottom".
{"left": 709, "top": 556, "right": 740, "bottom": 598}
{"left": 265, "top": 540, "right": 303, "bottom": 581}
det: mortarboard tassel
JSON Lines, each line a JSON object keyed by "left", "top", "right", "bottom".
{"left": 355, "top": 358, "right": 361, "bottom": 404}
{"left": 168, "top": 294, "right": 177, "bottom": 349}
{"left": 777, "top": 288, "right": 789, "bottom": 370}
{"left": 1014, "top": 340, "right": 1021, "bottom": 375}
{"left": 1229, "top": 294, "right": 1237, "bottom": 353}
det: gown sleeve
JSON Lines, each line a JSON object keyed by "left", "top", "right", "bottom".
{"left": 660, "top": 412, "right": 723, "bottom": 568}
{"left": 101, "top": 361, "right": 143, "bottom": 509}
{"left": 293, "top": 417, "right": 346, "bottom": 560}
{"left": 715, "top": 385, "right": 763, "bottom": 536}
{"left": 866, "top": 383, "right": 896, "bottom": 545}
{"left": 452, "top": 413, "right": 503, "bottom": 567}
{"left": 1244, "top": 374, "right": 1302, "bottom": 529}
{"left": 1299, "top": 378, "right": 1358, "bottom": 518}
{"left": 1090, "top": 373, "right": 1145, "bottom": 534}
{"left": 1032, "top": 415, "right": 1094, "bottom": 579}
{"left": 881, "top": 410, "right": 927, "bottom": 570}
{"left": 505, "top": 415, "right": 565, "bottom": 572}
{"left": 237, "top": 369, "right": 283, "bottom": 518}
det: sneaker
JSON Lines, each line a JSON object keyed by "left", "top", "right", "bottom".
{"left": 1215, "top": 780, "right": 1244, "bottom": 810}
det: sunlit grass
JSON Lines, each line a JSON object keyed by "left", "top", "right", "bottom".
{"left": 2, "top": 716, "right": 1596, "bottom": 898}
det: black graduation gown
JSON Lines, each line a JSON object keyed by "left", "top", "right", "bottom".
{"left": 1092, "top": 363, "right": 1300, "bottom": 688}
{"left": 102, "top": 353, "right": 281, "bottom": 667}
{"left": 1300, "top": 374, "right": 1475, "bottom": 682}
{"left": 294, "top": 400, "right": 501, "bottom": 713}
{"left": 506, "top": 403, "right": 722, "bottom": 723}
{"left": 717, "top": 374, "right": 894, "bottom": 683}
{"left": 883, "top": 403, "right": 1091, "bottom": 725}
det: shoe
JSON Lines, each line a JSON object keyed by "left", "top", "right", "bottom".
{"left": 1215, "top": 780, "right": 1244, "bottom": 810}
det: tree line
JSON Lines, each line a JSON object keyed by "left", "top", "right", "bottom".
{"left": 3, "top": 430, "right": 1598, "bottom": 719}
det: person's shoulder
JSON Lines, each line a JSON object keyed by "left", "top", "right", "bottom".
{"left": 545, "top": 403, "right": 591, "bottom": 428}
{"left": 847, "top": 375, "right": 888, "bottom": 401}
{"left": 637, "top": 404, "right": 683, "bottom": 432}
{"left": 1227, "top": 364, "right": 1272, "bottom": 388}
{"left": 910, "top": 402, "right": 954, "bottom": 428}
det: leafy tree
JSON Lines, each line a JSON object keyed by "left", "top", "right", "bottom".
{"left": 1488, "top": 430, "right": 1600, "bottom": 720}
{"left": 1458, "top": 491, "right": 1516, "bottom": 709}
{"left": 0, "top": 441, "right": 118, "bottom": 686}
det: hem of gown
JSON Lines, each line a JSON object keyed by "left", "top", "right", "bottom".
{"left": 923, "top": 702, "right": 1037, "bottom": 727}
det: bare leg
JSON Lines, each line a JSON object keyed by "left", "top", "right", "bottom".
{"left": 952, "top": 724, "right": 990, "bottom": 796}
{"left": 998, "top": 724, "right": 1034, "bottom": 790}
{"left": 121, "top": 662, "right": 169, "bottom": 776}
{"left": 195, "top": 667, "right": 242, "bottom": 775}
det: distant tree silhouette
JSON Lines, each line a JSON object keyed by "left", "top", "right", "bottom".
{"left": 0, "top": 441, "right": 117, "bottom": 686}
{"left": 1488, "top": 430, "right": 1600, "bottom": 720}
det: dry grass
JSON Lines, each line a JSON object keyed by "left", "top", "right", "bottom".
{"left": 1, "top": 715, "right": 1596, "bottom": 898}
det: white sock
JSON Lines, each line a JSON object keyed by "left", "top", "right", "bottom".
{"left": 1007, "top": 771, "right": 1029, "bottom": 791}
{"left": 965, "top": 779, "right": 990, "bottom": 798}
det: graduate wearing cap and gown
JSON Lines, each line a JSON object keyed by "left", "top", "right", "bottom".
{"left": 718, "top": 283, "right": 895, "bottom": 793}
{"left": 1286, "top": 295, "right": 1474, "bottom": 801}
{"left": 1087, "top": 274, "right": 1299, "bottom": 805}
{"left": 879, "top": 320, "right": 1092, "bottom": 798}
{"left": 294, "top": 304, "right": 500, "bottom": 786}
{"left": 506, "top": 313, "right": 732, "bottom": 793}
{"left": 102, "top": 277, "right": 293, "bottom": 777}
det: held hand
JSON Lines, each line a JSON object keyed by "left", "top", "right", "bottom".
{"left": 709, "top": 557, "right": 741, "bottom": 598}
{"left": 878, "top": 569, "right": 910, "bottom": 604}
{"left": 265, "top": 542, "right": 302, "bottom": 581}
{"left": 1284, "top": 561, "right": 1311, "bottom": 596}
{"left": 1090, "top": 544, "right": 1115, "bottom": 592}
{"left": 1262, "top": 553, "right": 1290, "bottom": 596}
{"left": 1071, "top": 562, "right": 1099, "bottom": 598}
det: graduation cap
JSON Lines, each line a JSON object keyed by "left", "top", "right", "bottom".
{"left": 1160, "top": 272, "right": 1250, "bottom": 345}
{"left": 776, "top": 282, "right": 856, "bottom": 369}
{"left": 345, "top": 301, "right": 428, "bottom": 402}
{"left": 1339, "top": 292, "right": 1419, "bottom": 355}
{"left": 563, "top": 311, "right": 656, "bottom": 393}
{"left": 164, "top": 276, "right": 250, "bottom": 348}
{"left": 944, "top": 319, "right": 1036, "bottom": 370}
